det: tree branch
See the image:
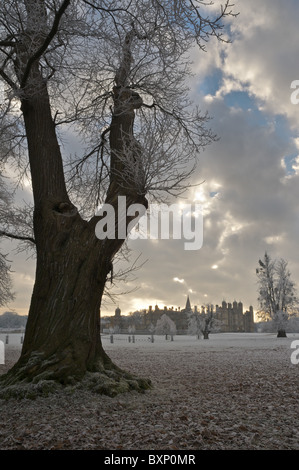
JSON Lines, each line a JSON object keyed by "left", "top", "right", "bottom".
{"left": 21, "top": 0, "right": 71, "bottom": 88}
{"left": 0, "top": 68, "right": 18, "bottom": 91}
{"left": 0, "top": 230, "right": 36, "bottom": 245}
{"left": 0, "top": 39, "right": 15, "bottom": 47}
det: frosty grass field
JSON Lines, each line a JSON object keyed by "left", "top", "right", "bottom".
{"left": 0, "top": 332, "right": 298, "bottom": 450}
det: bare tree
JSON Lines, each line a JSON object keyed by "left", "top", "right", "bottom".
{"left": 188, "top": 305, "right": 221, "bottom": 339}
{"left": 0, "top": 254, "right": 14, "bottom": 308}
{"left": 155, "top": 313, "right": 176, "bottom": 340}
{"left": 187, "top": 309, "right": 201, "bottom": 339}
{"left": 0, "top": 0, "right": 236, "bottom": 395}
{"left": 199, "top": 308, "right": 222, "bottom": 339}
{"left": 0, "top": 177, "right": 15, "bottom": 307}
{"left": 256, "top": 252, "right": 298, "bottom": 337}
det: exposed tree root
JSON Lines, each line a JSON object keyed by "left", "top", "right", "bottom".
{"left": 0, "top": 372, "right": 151, "bottom": 400}
{"left": 0, "top": 353, "right": 152, "bottom": 400}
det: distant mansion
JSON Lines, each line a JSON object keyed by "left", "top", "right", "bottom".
{"left": 104, "top": 296, "right": 255, "bottom": 333}
{"left": 206, "top": 300, "right": 254, "bottom": 333}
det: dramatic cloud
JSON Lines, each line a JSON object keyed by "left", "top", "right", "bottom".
{"left": 101, "top": 0, "right": 299, "bottom": 317}
{"left": 2, "top": 0, "right": 299, "bottom": 320}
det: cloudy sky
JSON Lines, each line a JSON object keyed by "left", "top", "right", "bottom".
{"left": 2, "top": 0, "right": 299, "bottom": 320}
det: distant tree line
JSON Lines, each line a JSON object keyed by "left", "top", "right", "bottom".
{"left": 0, "top": 312, "right": 27, "bottom": 329}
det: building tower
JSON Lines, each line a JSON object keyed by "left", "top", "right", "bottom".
{"left": 185, "top": 295, "right": 192, "bottom": 313}
{"left": 115, "top": 306, "right": 121, "bottom": 317}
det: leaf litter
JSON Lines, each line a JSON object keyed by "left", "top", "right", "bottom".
{"left": 0, "top": 332, "right": 298, "bottom": 450}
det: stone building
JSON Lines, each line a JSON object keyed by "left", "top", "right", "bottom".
{"left": 107, "top": 296, "right": 255, "bottom": 333}
{"left": 203, "top": 300, "right": 255, "bottom": 333}
{"left": 142, "top": 303, "right": 188, "bottom": 332}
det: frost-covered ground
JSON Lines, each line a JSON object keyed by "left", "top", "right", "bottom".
{"left": 0, "top": 332, "right": 298, "bottom": 450}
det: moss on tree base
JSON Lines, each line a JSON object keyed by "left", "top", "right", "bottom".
{"left": 0, "top": 353, "right": 152, "bottom": 400}
{"left": 0, "top": 368, "right": 151, "bottom": 400}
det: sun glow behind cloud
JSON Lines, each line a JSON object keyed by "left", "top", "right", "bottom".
{"left": 4, "top": 1, "right": 299, "bottom": 319}
{"left": 101, "top": 0, "right": 299, "bottom": 315}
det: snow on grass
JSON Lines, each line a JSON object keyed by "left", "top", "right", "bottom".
{"left": 103, "top": 331, "right": 299, "bottom": 350}
{"left": 0, "top": 332, "right": 298, "bottom": 450}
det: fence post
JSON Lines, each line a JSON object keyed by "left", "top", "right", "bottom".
{"left": 110, "top": 334, "right": 114, "bottom": 343}
{"left": 132, "top": 335, "right": 135, "bottom": 343}
{"left": 5, "top": 335, "right": 9, "bottom": 344}
{"left": 151, "top": 334, "right": 154, "bottom": 343}
{"left": 0, "top": 340, "right": 4, "bottom": 365}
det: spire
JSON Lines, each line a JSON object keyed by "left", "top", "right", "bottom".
{"left": 185, "top": 295, "right": 191, "bottom": 312}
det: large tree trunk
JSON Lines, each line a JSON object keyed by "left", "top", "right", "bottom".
{"left": 277, "top": 329, "right": 287, "bottom": 338}
{"left": 2, "top": 218, "right": 150, "bottom": 395}
{"left": 0, "top": 62, "right": 150, "bottom": 397}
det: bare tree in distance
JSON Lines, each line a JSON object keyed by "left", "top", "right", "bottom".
{"left": 155, "top": 313, "right": 177, "bottom": 340}
{"left": 0, "top": 252, "right": 14, "bottom": 308}
{"left": 188, "top": 305, "right": 222, "bottom": 339}
{"left": 0, "top": 177, "right": 15, "bottom": 308}
{"left": 256, "top": 252, "right": 298, "bottom": 337}
{"left": 0, "top": 0, "right": 237, "bottom": 396}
